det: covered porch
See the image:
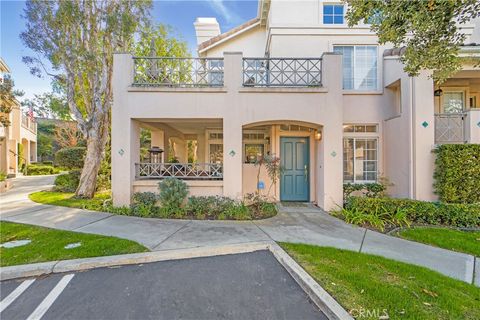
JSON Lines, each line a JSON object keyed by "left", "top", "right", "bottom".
{"left": 434, "top": 70, "right": 480, "bottom": 144}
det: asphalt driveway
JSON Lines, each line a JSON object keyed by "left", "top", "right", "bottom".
{"left": 0, "top": 251, "right": 327, "bottom": 320}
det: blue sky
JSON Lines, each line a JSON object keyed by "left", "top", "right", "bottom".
{"left": 0, "top": 0, "right": 258, "bottom": 99}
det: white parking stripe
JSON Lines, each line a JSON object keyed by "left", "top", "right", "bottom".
{"left": 26, "top": 274, "right": 74, "bottom": 320}
{"left": 0, "top": 279, "right": 36, "bottom": 313}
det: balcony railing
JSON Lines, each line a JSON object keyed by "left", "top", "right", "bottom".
{"left": 243, "top": 58, "right": 322, "bottom": 87}
{"left": 434, "top": 113, "right": 466, "bottom": 144}
{"left": 132, "top": 57, "right": 224, "bottom": 87}
{"left": 135, "top": 162, "right": 223, "bottom": 180}
{"left": 21, "top": 115, "right": 37, "bottom": 133}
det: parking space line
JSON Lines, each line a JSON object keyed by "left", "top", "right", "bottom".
{"left": 0, "top": 279, "right": 36, "bottom": 313}
{"left": 26, "top": 274, "right": 74, "bottom": 320}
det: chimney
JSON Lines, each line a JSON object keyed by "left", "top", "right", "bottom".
{"left": 194, "top": 17, "right": 221, "bottom": 45}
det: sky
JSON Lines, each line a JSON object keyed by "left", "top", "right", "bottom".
{"left": 0, "top": 0, "right": 258, "bottom": 100}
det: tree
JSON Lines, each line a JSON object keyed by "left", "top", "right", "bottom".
{"left": 37, "top": 133, "right": 53, "bottom": 162}
{"left": 21, "top": 0, "right": 152, "bottom": 198}
{"left": 345, "top": 0, "right": 480, "bottom": 82}
{"left": 22, "top": 91, "right": 70, "bottom": 120}
{"left": 54, "top": 121, "right": 82, "bottom": 148}
{"left": 0, "top": 75, "right": 23, "bottom": 127}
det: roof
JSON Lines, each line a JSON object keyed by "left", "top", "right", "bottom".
{"left": 0, "top": 58, "right": 11, "bottom": 73}
{"left": 198, "top": 17, "right": 261, "bottom": 52}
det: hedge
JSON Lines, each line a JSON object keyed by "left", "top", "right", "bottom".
{"left": 54, "top": 147, "right": 86, "bottom": 169}
{"left": 54, "top": 170, "right": 81, "bottom": 192}
{"left": 26, "top": 164, "right": 60, "bottom": 176}
{"left": 433, "top": 144, "right": 480, "bottom": 204}
{"left": 345, "top": 197, "right": 480, "bottom": 228}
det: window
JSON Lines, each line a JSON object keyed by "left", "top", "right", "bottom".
{"left": 343, "top": 138, "right": 378, "bottom": 183}
{"left": 279, "top": 124, "right": 314, "bottom": 132}
{"left": 333, "top": 45, "right": 378, "bottom": 90}
{"left": 343, "top": 124, "right": 377, "bottom": 133}
{"left": 442, "top": 91, "right": 464, "bottom": 113}
{"left": 245, "top": 144, "right": 264, "bottom": 163}
{"left": 209, "top": 144, "right": 223, "bottom": 163}
{"left": 323, "top": 4, "right": 344, "bottom": 24}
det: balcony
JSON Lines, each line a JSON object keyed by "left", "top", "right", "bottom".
{"left": 243, "top": 58, "right": 322, "bottom": 87}
{"left": 132, "top": 57, "right": 224, "bottom": 87}
{"left": 130, "top": 56, "right": 324, "bottom": 88}
{"left": 21, "top": 115, "right": 37, "bottom": 133}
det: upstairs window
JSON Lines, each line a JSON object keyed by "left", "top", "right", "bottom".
{"left": 333, "top": 45, "right": 378, "bottom": 91}
{"left": 323, "top": 4, "right": 344, "bottom": 24}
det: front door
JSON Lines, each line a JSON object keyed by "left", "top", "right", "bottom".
{"left": 280, "top": 137, "right": 309, "bottom": 201}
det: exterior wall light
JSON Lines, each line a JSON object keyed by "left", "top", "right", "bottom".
{"left": 315, "top": 131, "right": 322, "bottom": 141}
{"left": 434, "top": 89, "right": 443, "bottom": 97}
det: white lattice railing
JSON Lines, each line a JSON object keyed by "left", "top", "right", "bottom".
{"left": 132, "top": 57, "right": 224, "bottom": 87}
{"left": 434, "top": 113, "right": 466, "bottom": 144}
{"left": 135, "top": 163, "right": 223, "bottom": 180}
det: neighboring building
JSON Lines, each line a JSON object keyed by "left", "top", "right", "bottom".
{"left": 112, "top": 0, "right": 480, "bottom": 210}
{"left": 0, "top": 58, "right": 37, "bottom": 177}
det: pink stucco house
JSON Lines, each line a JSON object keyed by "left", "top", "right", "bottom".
{"left": 111, "top": 0, "right": 480, "bottom": 210}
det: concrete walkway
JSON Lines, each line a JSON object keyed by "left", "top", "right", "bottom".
{"left": 1, "top": 176, "right": 478, "bottom": 286}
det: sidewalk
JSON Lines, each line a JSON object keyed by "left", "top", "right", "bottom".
{"left": 1, "top": 175, "right": 477, "bottom": 285}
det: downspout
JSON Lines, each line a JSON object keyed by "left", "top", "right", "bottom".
{"left": 409, "top": 77, "right": 416, "bottom": 199}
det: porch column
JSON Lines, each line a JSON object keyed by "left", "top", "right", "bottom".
{"left": 151, "top": 130, "right": 165, "bottom": 162}
{"left": 112, "top": 53, "right": 138, "bottom": 206}
{"left": 317, "top": 53, "right": 344, "bottom": 210}
{"left": 222, "top": 52, "right": 243, "bottom": 199}
{"left": 411, "top": 73, "right": 435, "bottom": 201}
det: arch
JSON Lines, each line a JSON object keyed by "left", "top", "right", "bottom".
{"left": 242, "top": 119, "right": 323, "bottom": 130}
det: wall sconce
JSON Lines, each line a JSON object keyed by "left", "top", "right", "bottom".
{"left": 315, "top": 131, "right": 322, "bottom": 141}
{"left": 434, "top": 89, "right": 443, "bottom": 97}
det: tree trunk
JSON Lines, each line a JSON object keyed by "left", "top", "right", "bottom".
{"left": 75, "top": 137, "right": 104, "bottom": 198}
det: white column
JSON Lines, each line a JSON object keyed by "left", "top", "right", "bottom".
{"left": 466, "top": 109, "right": 480, "bottom": 143}
{"left": 112, "top": 53, "right": 138, "bottom": 206}
{"left": 222, "top": 52, "right": 243, "bottom": 199}
{"left": 411, "top": 72, "right": 435, "bottom": 201}
{"left": 317, "top": 53, "right": 343, "bottom": 210}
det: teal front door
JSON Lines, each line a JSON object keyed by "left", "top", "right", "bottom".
{"left": 280, "top": 137, "right": 309, "bottom": 201}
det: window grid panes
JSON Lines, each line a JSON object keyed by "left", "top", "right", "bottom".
{"left": 442, "top": 92, "right": 464, "bottom": 113}
{"left": 209, "top": 144, "right": 223, "bottom": 164}
{"left": 333, "top": 45, "right": 378, "bottom": 91}
{"left": 343, "top": 124, "right": 377, "bottom": 133}
{"left": 343, "top": 138, "right": 378, "bottom": 183}
{"left": 323, "top": 4, "right": 344, "bottom": 24}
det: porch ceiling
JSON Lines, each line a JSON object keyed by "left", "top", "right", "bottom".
{"left": 139, "top": 119, "right": 222, "bottom": 135}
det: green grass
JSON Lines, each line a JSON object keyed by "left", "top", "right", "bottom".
{"left": 396, "top": 227, "right": 480, "bottom": 256}
{"left": 0, "top": 221, "right": 148, "bottom": 267}
{"left": 29, "top": 191, "right": 111, "bottom": 211}
{"left": 280, "top": 243, "right": 480, "bottom": 320}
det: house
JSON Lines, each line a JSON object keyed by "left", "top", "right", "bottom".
{"left": 0, "top": 58, "right": 37, "bottom": 178}
{"left": 111, "top": 0, "right": 480, "bottom": 210}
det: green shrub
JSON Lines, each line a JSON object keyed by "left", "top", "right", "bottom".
{"left": 131, "top": 192, "right": 157, "bottom": 217}
{"left": 224, "top": 202, "right": 251, "bottom": 220}
{"left": 41, "top": 161, "right": 54, "bottom": 166}
{"left": 244, "top": 193, "right": 277, "bottom": 218}
{"left": 0, "top": 172, "right": 6, "bottom": 182}
{"left": 54, "top": 147, "right": 86, "bottom": 169}
{"left": 158, "top": 178, "right": 188, "bottom": 212}
{"left": 343, "top": 182, "right": 386, "bottom": 200}
{"left": 344, "top": 197, "right": 480, "bottom": 228}
{"left": 186, "top": 196, "right": 236, "bottom": 219}
{"left": 25, "top": 164, "right": 60, "bottom": 176}
{"left": 433, "top": 144, "right": 480, "bottom": 204}
{"left": 53, "top": 170, "right": 81, "bottom": 192}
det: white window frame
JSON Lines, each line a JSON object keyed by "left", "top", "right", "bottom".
{"left": 206, "top": 129, "right": 223, "bottom": 164}
{"left": 333, "top": 44, "right": 380, "bottom": 92}
{"left": 322, "top": 3, "right": 345, "bottom": 25}
{"left": 343, "top": 125, "right": 379, "bottom": 184}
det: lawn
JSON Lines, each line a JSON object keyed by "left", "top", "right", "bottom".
{"left": 280, "top": 243, "right": 480, "bottom": 320}
{"left": 396, "top": 227, "right": 480, "bottom": 256}
{"left": 29, "top": 191, "right": 111, "bottom": 211}
{"left": 0, "top": 221, "right": 148, "bottom": 267}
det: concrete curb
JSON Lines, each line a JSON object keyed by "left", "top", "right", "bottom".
{"left": 0, "top": 241, "right": 352, "bottom": 319}
{"left": 269, "top": 243, "right": 353, "bottom": 320}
